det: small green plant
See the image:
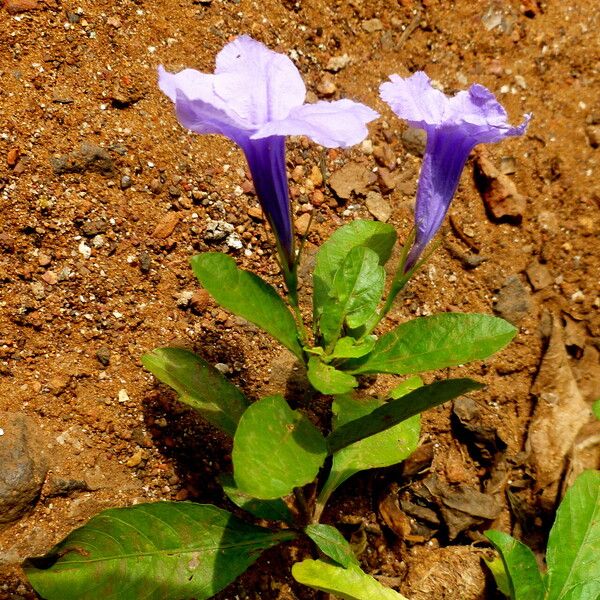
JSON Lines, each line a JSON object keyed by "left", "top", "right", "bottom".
{"left": 485, "top": 469, "right": 600, "bottom": 600}
{"left": 24, "top": 217, "right": 512, "bottom": 600}
{"left": 23, "top": 36, "right": 530, "bottom": 600}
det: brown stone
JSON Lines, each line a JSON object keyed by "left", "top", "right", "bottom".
{"left": 50, "top": 142, "right": 115, "bottom": 176}
{"left": 493, "top": 275, "right": 532, "bottom": 324}
{"left": 585, "top": 125, "right": 600, "bottom": 148}
{"left": 328, "top": 161, "right": 374, "bottom": 200}
{"left": 247, "top": 206, "right": 263, "bottom": 220}
{"left": 152, "top": 212, "right": 180, "bottom": 239}
{"left": 474, "top": 151, "right": 526, "bottom": 221}
{"left": 241, "top": 179, "right": 255, "bottom": 195}
{"left": 295, "top": 212, "right": 312, "bottom": 233}
{"left": 190, "top": 289, "right": 211, "bottom": 313}
{"left": 377, "top": 167, "right": 398, "bottom": 194}
{"left": 41, "top": 270, "right": 58, "bottom": 285}
{"left": 3, "top": 0, "right": 39, "bottom": 14}
{"left": 311, "top": 189, "right": 325, "bottom": 206}
{"left": 365, "top": 191, "right": 391, "bottom": 222}
{"left": 373, "top": 144, "right": 396, "bottom": 170}
{"left": 308, "top": 165, "right": 323, "bottom": 187}
{"left": 316, "top": 75, "right": 336, "bottom": 97}
{"left": 526, "top": 261, "right": 553, "bottom": 290}
{"left": 7, "top": 147, "right": 19, "bottom": 168}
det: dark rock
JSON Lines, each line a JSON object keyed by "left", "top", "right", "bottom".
{"left": 51, "top": 142, "right": 115, "bottom": 176}
{"left": 400, "top": 442, "right": 434, "bottom": 478}
{"left": 111, "top": 78, "right": 146, "bottom": 109}
{"left": 81, "top": 218, "right": 108, "bottom": 237}
{"left": 401, "top": 127, "right": 426, "bottom": 157}
{"left": 0, "top": 413, "right": 47, "bottom": 527}
{"left": 96, "top": 347, "right": 111, "bottom": 366}
{"left": 168, "top": 185, "right": 182, "bottom": 198}
{"left": 420, "top": 474, "right": 501, "bottom": 540}
{"left": 66, "top": 10, "right": 81, "bottom": 23}
{"left": 494, "top": 275, "right": 532, "bottom": 324}
{"left": 139, "top": 251, "right": 152, "bottom": 273}
{"left": 120, "top": 175, "right": 132, "bottom": 190}
{"left": 45, "top": 477, "right": 90, "bottom": 498}
{"left": 585, "top": 125, "right": 600, "bottom": 149}
{"left": 452, "top": 397, "right": 506, "bottom": 462}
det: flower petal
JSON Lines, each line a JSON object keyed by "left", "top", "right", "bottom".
{"left": 158, "top": 65, "right": 223, "bottom": 107}
{"left": 379, "top": 72, "right": 447, "bottom": 128}
{"left": 173, "top": 89, "right": 253, "bottom": 147}
{"left": 251, "top": 99, "right": 379, "bottom": 148}
{"left": 446, "top": 84, "right": 532, "bottom": 142}
{"left": 212, "top": 35, "right": 306, "bottom": 126}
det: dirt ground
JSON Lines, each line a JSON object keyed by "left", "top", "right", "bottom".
{"left": 0, "top": 0, "right": 599, "bottom": 598}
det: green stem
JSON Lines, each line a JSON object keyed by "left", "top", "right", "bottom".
{"left": 365, "top": 237, "right": 440, "bottom": 336}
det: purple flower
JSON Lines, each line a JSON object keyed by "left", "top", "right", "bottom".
{"left": 159, "top": 35, "right": 378, "bottom": 277}
{"left": 380, "top": 71, "right": 530, "bottom": 270}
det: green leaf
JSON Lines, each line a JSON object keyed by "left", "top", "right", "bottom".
{"left": 484, "top": 556, "right": 512, "bottom": 598}
{"left": 348, "top": 313, "right": 517, "bottom": 375}
{"left": 313, "top": 220, "right": 396, "bottom": 320}
{"left": 317, "top": 393, "right": 420, "bottom": 514}
{"left": 219, "top": 474, "right": 292, "bottom": 523}
{"left": 319, "top": 247, "right": 385, "bottom": 344}
{"left": 592, "top": 399, "right": 600, "bottom": 421}
{"left": 388, "top": 376, "right": 424, "bottom": 399}
{"left": 142, "top": 347, "right": 248, "bottom": 436}
{"left": 327, "top": 378, "right": 484, "bottom": 453}
{"left": 307, "top": 356, "right": 358, "bottom": 395}
{"left": 330, "top": 336, "right": 377, "bottom": 360}
{"left": 305, "top": 524, "right": 358, "bottom": 568}
{"left": 24, "top": 502, "right": 294, "bottom": 600}
{"left": 545, "top": 470, "right": 600, "bottom": 600}
{"left": 232, "top": 395, "right": 327, "bottom": 499}
{"left": 292, "top": 559, "right": 408, "bottom": 600}
{"left": 191, "top": 253, "right": 303, "bottom": 360}
{"left": 485, "top": 530, "right": 545, "bottom": 600}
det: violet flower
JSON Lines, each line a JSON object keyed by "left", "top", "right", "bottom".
{"left": 159, "top": 35, "right": 378, "bottom": 291}
{"left": 380, "top": 71, "right": 530, "bottom": 271}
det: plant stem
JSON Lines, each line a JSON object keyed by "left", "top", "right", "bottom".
{"left": 294, "top": 487, "right": 312, "bottom": 526}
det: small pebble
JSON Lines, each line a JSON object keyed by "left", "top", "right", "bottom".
{"left": 96, "top": 347, "right": 111, "bottom": 366}
{"left": 316, "top": 76, "right": 336, "bottom": 97}
{"left": 41, "top": 271, "right": 58, "bottom": 285}
{"left": 362, "top": 18, "right": 383, "bottom": 33}
{"left": 325, "top": 54, "right": 350, "bottom": 72}
{"left": 38, "top": 253, "right": 52, "bottom": 267}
